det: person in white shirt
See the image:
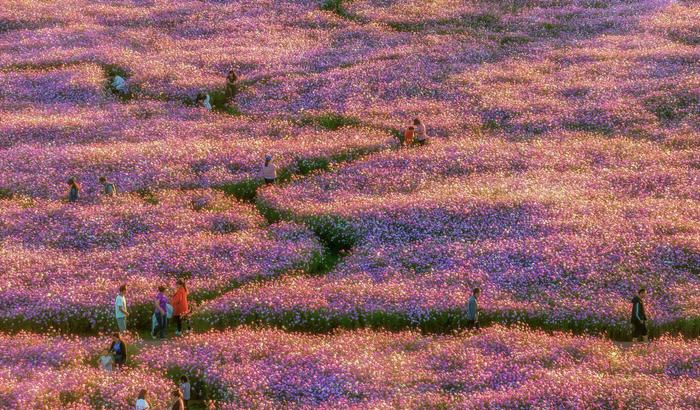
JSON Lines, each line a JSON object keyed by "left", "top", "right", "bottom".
{"left": 115, "top": 285, "right": 129, "bottom": 332}
{"left": 196, "top": 92, "right": 212, "bottom": 110}
{"left": 111, "top": 75, "right": 129, "bottom": 94}
{"left": 179, "top": 375, "right": 191, "bottom": 408}
{"left": 98, "top": 349, "right": 113, "bottom": 372}
{"left": 135, "top": 389, "right": 150, "bottom": 410}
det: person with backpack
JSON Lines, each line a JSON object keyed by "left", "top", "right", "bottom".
{"left": 99, "top": 176, "right": 117, "bottom": 197}
{"left": 465, "top": 287, "right": 481, "bottom": 330}
{"left": 115, "top": 284, "right": 129, "bottom": 332}
{"left": 631, "top": 288, "right": 649, "bottom": 342}
{"left": 109, "top": 333, "right": 127, "bottom": 369}
{"left": 67, "top": 177, "right": 80, "bottom": 202}
{"left": 171, "top": 279, "right": 190, "bottom": 336}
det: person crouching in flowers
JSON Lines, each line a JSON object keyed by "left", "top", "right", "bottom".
{"left": 98, "top": 348, "right": 114, "bottom": 372}
{"left": 109, "top": 333, "right": 127, "bottom": 369}
{"left": 262, "top": 154, "right": 276, "bottom": 185}
{"left": 402, "top": 126, "right": 415, "bottom": 147}
{"left": 196, "top": 92, "right": 212, "bottom": 111}
{"left": 67, "top": 177, "right": 80, "bottom": 202}
{"left": 631, "top": 287, "right": 649, "bottom": 343}
{"left": 170, "top": 389, "right": 185, "bottom": 410}
{"left": 99, "top": 176, "right": 117, "bottom": 197}
{"left": 465, "top": 287, "right": 481, "bottom": 330}
{"left": 172, "top": 279, "right": 190, "bottom": 336}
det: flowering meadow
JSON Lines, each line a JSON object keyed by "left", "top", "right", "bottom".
{"left": 2, "top": 0, "right": 700, "bottom": 407}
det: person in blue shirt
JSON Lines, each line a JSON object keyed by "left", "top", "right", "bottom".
{"left": 109, "top": 333, "right": 127, "bottom": 369}
{"left": 466, "top": 288, "right": 481, "bottom": 330}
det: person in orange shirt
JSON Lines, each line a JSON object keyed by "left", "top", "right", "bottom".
{"left": 171, "top": 279, "right": 190, "bottom": 336}
{"left": 403, "top": 126, "right": 415, "bottom": 146}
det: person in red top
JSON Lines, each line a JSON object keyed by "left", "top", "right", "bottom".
{"left": 171, "top": 279, "right": 189, "bottom": 336}
{"left": 403, "top": 126, "right": 415, "bottom": 146}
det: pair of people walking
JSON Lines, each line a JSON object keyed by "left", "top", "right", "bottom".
{"left": 152, "top": 280, "right": 190, "bottom": 339}
{"left": 66, "top": 176, "right": 117, "bottom": 202}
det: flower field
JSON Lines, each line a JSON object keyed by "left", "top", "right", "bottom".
{"left": 1, "top": 0, "right": 699, "bottom": 407}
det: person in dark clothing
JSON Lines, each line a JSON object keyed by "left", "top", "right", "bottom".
{"left": 109, "top": 333, "right": 127, "bottom": 369}
{"left": 631, "top": 288, "right": 648, "bottom": 342}
{"left": 466, "top": 288, "right": 481, "bottom": 330}
{"left": 67, "top": 177, "right": 80, "bottom": 202}
{"left": 99, "top": 176, "right": 117, "bottom": 197}
{"left": 225, "top": 69, "right": 238, "bottom": 103}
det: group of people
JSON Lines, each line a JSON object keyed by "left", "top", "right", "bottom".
{"left": 399, "top": 118, "right": 429, "bottom": 147}
{"left": 460, "top": 286, "right": 651, "bottom": 343}
{"left": 114, "top": 280, "right": 191, "bottom": 339}
{"left": 195, "top": 69, "right": 238, "bottom": 111}
{"left": 67, "top": 176, "right": 116, "bottom": 202}
{"left": 135, "top": 376, "right": 191, "bottom": 410}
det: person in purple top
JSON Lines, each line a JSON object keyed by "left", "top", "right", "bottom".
{"left": 154, "top": 286, "right": 168, "bottom": 339}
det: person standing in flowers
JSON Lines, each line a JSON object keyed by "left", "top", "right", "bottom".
{"left": 99, "top": 176, "right": 117, "bottom": 197}
{"left": 115, "top": 284, "right": 129, "bottom": 333}
{"left": 179, "top": 375, "right": 191, "bottom": 408}
{"left": 67, "top": 177, "right": 80, "bottom": 202}
{"left": 170, "top": 389, "right": 186, "bottom": 410}
{"left": 631, "top": 287, "right": 649, "bottom": 342}
{"left": 154, "top": 286, "right": 169, "bottom": 339}
{"left": 262, "top": 154, "right": 276, "bottom": 185}
{"left": 413, "top": 118, "right": 428, "bottom": 145}
{"left": 171, "top": 279, "right": 190, "bottom": 336}
{"left": 466, "top": 288, "right": 481, "bottom": 330}
{"left": 135, "top": 389, "right": 150, "bottom": 410}
{"left": 109, "top": 333, "right": 127, "bottom": 369}
{"left": 225, "top": 69, "right": 238, "bottom": 104}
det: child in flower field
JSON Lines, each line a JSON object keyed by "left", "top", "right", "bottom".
{"left": 631, "top": 287, "right": 649, "bottom": 342}
{"left": 98, "top": 348, "right": 114, "bottom": 372}
{"left": 403, "top": 126, "right": 415, "bottom": 146}
{"left": 135, "top": 389, "right": 150, "bottom": 410}
{"left": 111, "top": 75, "right": 128, "bottom": 94}
{"left": 196, "top": 92, "right": 212, "bottom": 110}
{"left": 179, "top": 376, "right": 191, "bottom": 408}
{"left": 109, "top": 333, "right": 127, "bottom": 369}
{"left": 262, "top": 154, "right": 276, "bottom": 184}
{"left": 413, "top": 118, "right": 428, "bottom": 145}
{"left": 99, "top": 176, "right": 117, "bottom": 197}
{"left": 172, "top": 279, "right": 190, "bottom": 336}
{"left": 67, "top": 177, "right": 80, "bottom": 202}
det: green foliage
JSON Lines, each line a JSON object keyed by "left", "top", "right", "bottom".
{"left": 297, "top": 157, "right": 331, "bottom": 175}
{"left": 320, "top": 0, "right": 356, "bottom": 20}
{"left": 305, "top": 214, "right": 358, "bottom": 253}
{"left": 645, "top": 92, "right": 699, "bottom": 123}
{"left": 136, "top": 188, "right": 159, "bottom": 205}
{"left": 214, "top": 179, "right": 262, "bottom": 202}
{"left": 0, "top": 188, "right": 13, "bottom": 199}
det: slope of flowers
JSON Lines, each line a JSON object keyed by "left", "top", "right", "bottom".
{"left": 0, "top": 189, "right": 322, "bottom": 331}
{"left": 0, "top": 332, "right": 171, "bottom": 408}
{"left": 137, "top": 325, "right": 700, "bottom": 409}
{"left": 247, "top": 134, "right": 700, "bottom": 336}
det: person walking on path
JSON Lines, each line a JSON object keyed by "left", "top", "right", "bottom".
{"left": 225, "top": 69, "right": 238, "bottom": 103}
{"left": 631, "top": 287, "right": 649, "bottom": 342}
{"left": 99, "top": 176, "right": 117, "bottom": 197}
{"left": 135, "top": 389, "right": 150, "bottom": 410}
{"left": 179, "top": 376, "right": 191, "bottom": 409}
{"left": 154, "top": 286, "right": 168, "bottom": 339}
{"left": 262, "top": 154, "right": 276, "bottom": 185}
{"left": 466, "top": 288, "right": 481, "bottom": 330}
{"left": 172, "top": 279, "right": 189, "bottom": 336}
{"left": 109, "top": 333, "right": 127, "bottom": 369}
{"left": 413, "top": 118, "right": 428, "bottom": 145}
{"left": 115, "top": 285, "right": 129, "bottom": 333}
{"left": 67, "top": 177, "right": 80, "bottom": 202}
{"left": 170, "top": 389, "right": 185, "bottom": 410}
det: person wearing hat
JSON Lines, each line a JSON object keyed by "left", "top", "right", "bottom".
{"left": 262, "top": 154, "right": 276, "bottom": 185}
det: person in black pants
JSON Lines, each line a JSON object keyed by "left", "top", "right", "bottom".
{"left": 109, "top": 333, "right": 128, "bottom": 369}
{"left": 631, "top": 288, "right": 649, "bottom": 342}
